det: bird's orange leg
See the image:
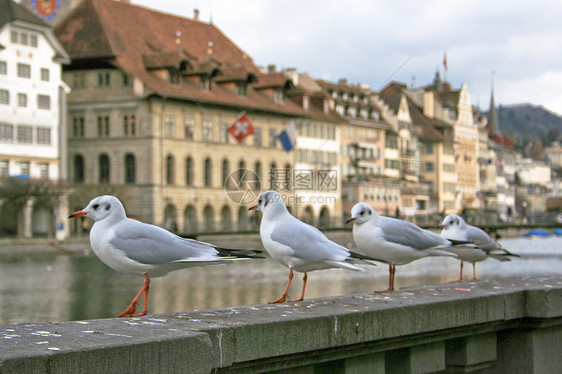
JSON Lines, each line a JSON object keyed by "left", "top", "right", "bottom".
{"left": 289, "top": 272, "right": 307, "bottom": 302}
{"left": 459, "top": 260, "right": 464, "bottom": 281}
{"left": 119, "top": 274, "right": 150, "bottom": 317}
{"left": 270, "top": 268, "right": 294, "bottom": 304}
{"left": 376, "top": 265, "right": 395, "bottom": 293}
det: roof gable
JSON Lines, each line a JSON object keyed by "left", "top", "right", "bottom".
{"left": 0, "top": 0, "right": 47, "bottom": 29}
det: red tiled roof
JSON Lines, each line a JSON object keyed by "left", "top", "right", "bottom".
{"left": 54, "top": 0, "right": 306, "bottom": 116}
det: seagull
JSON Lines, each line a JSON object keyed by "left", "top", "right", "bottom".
{"left": 249, "top": 191, "right": 376, "bottom": 304}
{"left": 440, "top": 214, "right": 519, "bottom": 280}
{"left": 347, "top": 202, "right": 459, "bottom": 292}
{"left": 69, "top": 195, "right": 262, "bottom": 317}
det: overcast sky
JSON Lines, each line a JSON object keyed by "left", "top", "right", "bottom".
{"left": 133, "top": 0, "right": 562, "bottom": 115}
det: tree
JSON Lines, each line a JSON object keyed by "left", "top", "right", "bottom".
{"left": 0, "top": 178, "right": 64, "bottom": 238}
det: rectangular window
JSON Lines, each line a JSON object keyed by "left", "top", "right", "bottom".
{"left": 443, "top": 144, "right": 454, "bottom": 155}
{"left": 40, "top": 68, "right": 50, "bottom": 82}
{"left": 18, "top": 162, "right": 30, "bottom": 176}
{"left": 72, "top": 116, "right": 85, "bottom": 138}
{"left": 184, "top": 117, "right": 194, "bottom": 140}
{"left": 220, "top": 122, "right": 229, "bottom": 143}
{"left": 30, "top": 35, "right": 38, "bottom": 47}
{"left": 202, "top": 120, "right": 213, "bottom": 141}
{"left": 443, "top": 163, "right": 455, "bottom": 173}
{"left": 0, "top": 89, "right": 9, "bottom": 105}
{"left": 17, "top": 63, "right": 31, "bottom": 78}
{"left": 36, "top": 127, "right": 51, "bottom": 145}
{"left": 38, "top": 163, "right": 49, "bottom": 179}
{"left": 37, "top": 94, "right": 50, "bottom": 109}
{"left": 424, "top": 162, "right": 434, "bottom": 172}
{"left": 10, "top": 31, "right": 17, "bottom": 43}
{"left": 0, "top": 160, "right": 8, "bottom": 177}
{"left": 97, "top": 72, "right": 110, "bottom": 87}
{"left": 164, "top": 115, "right": 175, "bottom": 137}
{"left": 97, "top": 115, "right": 110, "bottom": 136}
{"left": 0, "top": 123, "right": 14, "bottom": 142}
{"left": 20, "top": 33, "right": 28, "bottom": 45}
{"left": 73, "top": 73, "right": 86, "bottom": 88}
{"left": 269, "top": 128, "right": 277, "bottom": 147}
{"left": 424, "top": 143, "right": 434, "bottom": 154}
{"left": 443, "top": 182, "right": 456, "bottom": 193}
{"left": 0, "top": 61, "right": 6, "bottom": 75}
{"left": 122, "top": 73, "right": 130, "bottom": 86}
{"left": 18, "top": 93, "right": 27, "bottom": 107}
{"left": 254, "top": 127, "right": 262, "bottom": 147}
{"left": 17, "top": 125, "right": 33, "bottom": 143}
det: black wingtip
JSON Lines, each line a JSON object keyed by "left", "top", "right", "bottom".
{"left": 215, "top": 247, "right": 265, "bottom": 259}
{"left": 349, "top": 251, "right": 383, "bottom": 264}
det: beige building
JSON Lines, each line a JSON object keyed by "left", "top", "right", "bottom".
{"left": 55, "top": 0, "right": 308, "bottom": 233}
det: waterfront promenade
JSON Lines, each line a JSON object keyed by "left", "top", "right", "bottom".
{"left": 2, "top": 275, "right": 562, "bottom": 373}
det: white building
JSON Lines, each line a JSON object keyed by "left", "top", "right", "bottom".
{"left": 0, "top": 0, "right": 70, "bottom": 238}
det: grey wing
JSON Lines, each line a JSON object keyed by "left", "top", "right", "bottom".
{"left": 270, "top": 219, "right": 349, "bottom": 262}
{"left": 109, "top": 219, "right": 218, "bottom": 265}
{"left": 464, "top": 225, "right": 492, "bottom": 246}
{"left": 378, "top": 217, "right": 449, "bottom": 250}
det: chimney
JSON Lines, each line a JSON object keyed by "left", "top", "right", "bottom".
{"left": 193, "top": 9, "right": 200, "bottom": 20}
{"left": 267, "top": 64, "right": 276, "bottom": 73}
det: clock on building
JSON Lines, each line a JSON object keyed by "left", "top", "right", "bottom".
{"left": 31, "top": 0, "right": 61, "bottom": 22}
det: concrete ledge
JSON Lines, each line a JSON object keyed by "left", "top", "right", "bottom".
{"left": 2, "top": 276, "right": 562, "bottom": 373}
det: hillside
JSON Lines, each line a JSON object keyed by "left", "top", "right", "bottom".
{"left": 493, "top": 104, "right": 562, "bottom": 144}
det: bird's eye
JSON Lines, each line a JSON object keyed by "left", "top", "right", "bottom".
{"left": 93, "top": 204, "right": 99, "bottom": 210}
{"left": 105, "top": 204, "right": 111, "bottom": 211}
{"left": 360, "top": 211, "right": 364, "bottom": 215}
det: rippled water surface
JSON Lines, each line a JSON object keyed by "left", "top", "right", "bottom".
{"left": 1, "top": 235, "right": 561, "bottom": 324}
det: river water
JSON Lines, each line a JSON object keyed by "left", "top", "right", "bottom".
{"left": 1, "top": 235, "right": 561, "bottom": 325}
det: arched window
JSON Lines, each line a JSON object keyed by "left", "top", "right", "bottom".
{"left": 284, "top": 163, "right": 292, "bottom": 190}
{"left": 185, "top": 156, "right": 194, "bottom": 186}
{"left": 74, "top": 155, "right": 84, "bottom": 183}
{"left": 237, "top": 206, "right": 248, "bottom": 231}
{"left": 203, "top": 205, "right": 214, "bottom": 232}
{"left": 204, "top": 157, "right": 212, "bottom": 187}
{"left": 238, "top": 160, "right": 246, "bottom": 184}
{"left": 269, "top": 162, "right": 277, "bottom": 189}
{"left": 222, "top": 158, "right": 230, "bottom": 188}
{"left": 163, "top": 204, "right": 178, "bottom": 232}
{"left": 124, "top": 153, "right": 136, "bottom": 184}
{"left": 254, "top": 161, "right": 262, "bottom": 190}
{"left": 166, "top": 155, "right": 175, "bottom": 185}
{"left": 184, "top": 205, "right": 198, "bottom": 233}
{"left": 319, "top": 206, "right": 330, "bottom": 229}
{"left": 99, "top": 153, "right": 110, "bottom": 184}
{"left": 221, "top": 205, "right": 232, "bottom": 231}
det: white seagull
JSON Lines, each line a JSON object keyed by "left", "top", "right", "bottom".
{"left": 69, "top": 195, "right": 262, "bottom": 317}
{"left": 249, "top": 191, "right": 375, "bottom": 304}
{"left": 440, "top": 214, "right": 519, "bottom": 280}
{"left": 347, "top": 202, "right": 459, "bottom": 292}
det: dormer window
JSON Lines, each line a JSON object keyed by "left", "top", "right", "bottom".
{"left": 200, "top": 76, "right": 210, "bottom": 91}
{"left": 274, "top": 88, "right": 284, "bottom": 103}
{"left": 236, "top": 82, "right": 247, "bottom": 97}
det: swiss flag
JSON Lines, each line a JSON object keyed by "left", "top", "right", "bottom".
{"left": 227, "top": 112, "right": 255, "bottom": 143}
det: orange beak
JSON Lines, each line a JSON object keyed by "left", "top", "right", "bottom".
{"left": 346, "top": 217, "right": 356, "bottom": 224}
{"left": 248, "top": 205, "right": 258, "bottom": 211}
{"left": 68, "top": 210, "right": 87, "bottom": 219}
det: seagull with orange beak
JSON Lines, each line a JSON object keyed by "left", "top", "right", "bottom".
{"left": 249, "top": 191, "right": 376, "bottom": 304}
{"left": 347, "top": 202, "right": 459, "bottom": 292}
{"left": 69, "top": 195, "right": 262, "bottom": 317}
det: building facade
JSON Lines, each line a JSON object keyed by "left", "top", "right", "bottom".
{"left": 0, "top": 0, "right": 70, "bottom": 238}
